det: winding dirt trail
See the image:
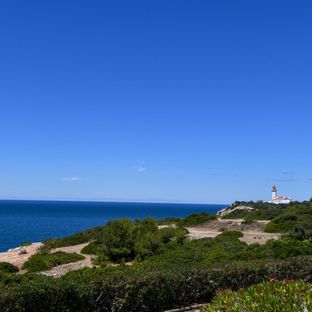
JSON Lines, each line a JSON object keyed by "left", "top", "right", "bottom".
{"left": 41, "top": 242, "right": 95, "bottom": 277}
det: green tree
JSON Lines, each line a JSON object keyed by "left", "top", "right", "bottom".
{"left": 99, "top": 218, "right": 136, "bottom": 262}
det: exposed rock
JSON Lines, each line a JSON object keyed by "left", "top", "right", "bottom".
{"left": 217, "top": 205, "right": 255, "bottom": 217}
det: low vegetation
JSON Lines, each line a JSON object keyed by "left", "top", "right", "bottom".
{"left": 0, "top": 257, "right": 312, "bottom": 311}
{"left": 143, "top": 231, "right": 312, "bottom": 267}
{"left": 264, "top": 200, "right": 312, "bottom": 237}
{"left": 81, "top": 218, "right": 188, "bottom": 263}
{"left": 222, "top": 201, "right": 286, "bottom": 220}
{"left": 23, "top": 252, "right": 85, "bottom": 272}
{"left": 43, "top": 226, "right": 104, "bottom": 248}
{"left": 0, "top": 262, "right": 19, "bottom": 273}
{"left": 202, "top": 280, "right": 312, "bottom": 312}
{"left": 158, "top": 212, "right": 217, "bottom": 227}
{"left": 223, "top": 200, "right": 312, "bottom": 239}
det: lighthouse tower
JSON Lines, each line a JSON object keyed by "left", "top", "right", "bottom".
{"left": 272, "top": 185, "right": 277, "bottom": 201}
{"left": 271, "top": 185, "right": 291, "bottom": 204}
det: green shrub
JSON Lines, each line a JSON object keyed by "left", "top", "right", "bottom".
{"left": 202, "top": 280, "right": 312, "bottom": 312}
{"left": 0, "top": 257, "right": 312, "bottom": 311}
{"left": 177, "top": 213, "right": 217, "bottom": 227}
{"left": 43, "top": 226, "right": 104, "bottom": 248}
{"left": 223, "top": 201, "right": 283, "bottom": 220}
{"left": 23, "top": 252, "right": 85, "bottom": 272}
{"left": 135, "top": 227, "right": 187, "bottom": 260}
{"left": 78, "top": 218, "right": 187, "bottom": 263}
{"left": 0, "top": 262, "right": 19, "bottom": 273}
{"left": 265, "top": 201, "right": 312, "bottom": 234}
{"left": 44, "top": 232, "right": 91, "bottom": 248}
{"left": 81, "top": 241, "right": 100, "bottom": 255}
{"left": 216, "top": 231, "right": 243, "bottom": 240}
{"left": 157, "top": 217, "right": 180, "bottom": 225}
{"left": 37, "top": 245, "right": 51, "bottom": 255}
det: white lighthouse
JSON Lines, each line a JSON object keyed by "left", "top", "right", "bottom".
{"left": 272, "top": 185, "right": 277, "bottom": 200}
{"left": 271, "top": 185, "right": 291, "bottom": 204}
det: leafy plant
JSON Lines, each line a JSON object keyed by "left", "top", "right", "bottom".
{"left": 202, "top": 280, "right": 312, "bottom": 312}
{"left": 23, "top": 252, "right": 85, "bottom": 272}
{"left": 0, "top": 262, "right": 19, "bottom": 273}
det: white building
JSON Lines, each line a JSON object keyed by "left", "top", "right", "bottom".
{"left": 271, "top": 185, "right": 292, "bottom": 204}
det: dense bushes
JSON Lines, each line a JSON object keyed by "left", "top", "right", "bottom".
{"left": 0, "top": 262, "right": 19, "bottom": 273}
{"left": 0, "top": 257, "right": 312, "bottom": 311}
{"left": 177, "top": 213, "right": 217, "bottom": 227}
{"left": 223, "top": 200, "right": 312, "bottom": 239}
{"left": 23, "top": 252, "right": 85, "bottom": 272}
{"left": 80, "top": 218, "right": 188, "bottom": 263}
{"left": 223, "top": 201, "right": 285, "bottom": 220}
{"left": 265, "top": 201, "right": 312, "bottom": 236}
{"left": 45, "top": 212, "right": 216, "bottom": 252}
{"left": 143, "top": 232, "right": 312, "bottom": 267}
{"left": 202, "top": 280, "right": 312, "bottom": 312}
{"left": 158, "top": 213, "right": 216, "bottom": 227}
{"left": 44, "top": 226, "right": 103, "bottom": 248}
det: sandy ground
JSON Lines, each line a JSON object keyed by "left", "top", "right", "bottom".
{"left": 0, "top": 242, "right": 43, "bottom": 271}
{"left": 0, "top": 242, "right": 94, "bottom": 276}
{"left": 41, "top": 242, "right": 95, "bottom": 277}
{"left": 186, "top": 218, "right": 281, "bottom": 244}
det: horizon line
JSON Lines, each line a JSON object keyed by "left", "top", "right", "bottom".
{"left": 0, "top": 197, "right": 228, "bottom": 206}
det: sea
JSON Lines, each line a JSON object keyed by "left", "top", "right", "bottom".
{"left": 0, "top": 200, "right": 227, "bottom": 252}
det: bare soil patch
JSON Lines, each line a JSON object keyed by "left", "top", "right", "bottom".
{"left": 187, "top": 218, "right": 281, "bottom": 244}
{"left": 0, "top": 242, "right": 43, "bottom": 271}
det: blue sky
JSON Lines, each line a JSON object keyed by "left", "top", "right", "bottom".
{"left": 1, "top": 1, "right": 312, "bottom": 204}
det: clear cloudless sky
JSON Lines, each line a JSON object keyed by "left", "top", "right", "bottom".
{"left": 0, "top": 0, "right": 312, "bottom": 204}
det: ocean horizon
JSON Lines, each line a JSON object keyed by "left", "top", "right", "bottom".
{"left": 0, "top": 200, "right": 227, "bottom": 252}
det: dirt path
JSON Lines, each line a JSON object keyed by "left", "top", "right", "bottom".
{"left": 0, "top": 242, "right": 43, "bottom": 270}
{"left": 0, "top": 242, "right": 94, "bottom": 276}
{"left": 41, "top": 242, "right": 95, "bottom": 277}
{"left": 187, "top": 227, "right": 281, "bottom": 244}
{"left": 187, "top": 218, "right": 281, "bottom": 244}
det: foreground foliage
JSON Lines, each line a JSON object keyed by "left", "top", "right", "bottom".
{"left": 202, "top": 280, "right": 312, "bottom": 312}
{"left": 0, "top": 262, "right": 19, "bottom": 273}
{"left": 23, "top": 252, "right": 85, "bottom": 272}
{"left": 0, "top": 256, "right": 312, "bottom": 311}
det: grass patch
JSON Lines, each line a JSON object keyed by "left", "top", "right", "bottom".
{"left": 23, "top": 252, "right": 85, "bottom": 272}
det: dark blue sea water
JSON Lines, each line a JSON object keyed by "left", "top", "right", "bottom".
{"left": 0, "top": 200, "right": 226, "bottom": 252}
